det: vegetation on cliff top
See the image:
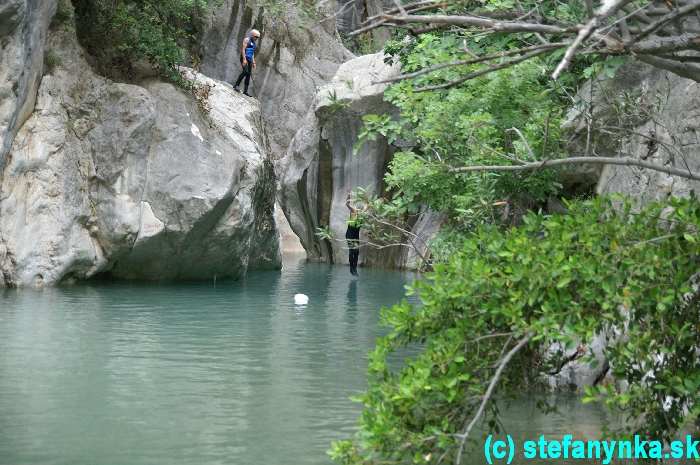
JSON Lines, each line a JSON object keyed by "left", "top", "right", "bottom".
{"left": 71, "top": 0, "right": 216, "bottom": 83}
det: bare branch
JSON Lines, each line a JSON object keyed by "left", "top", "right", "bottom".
{"left": 360, "top": 0, "right": 443, "bottom": 26}
{"left": 351, "top": 1, "right": 448, "bottom": 36}
{"left": 637, "top": 53, "right": 700, "bottom": 80}
{"left": 416, "top": 46, "right": 556, "bottom": 92}
{"left": 627, "top": 1, "right": 700, "bottom": 45}
{"left": 552, "top": 0, "right": 635, "bottom": 79}
{"left": 392, "top": 0, "right": 407, "bottom": 16}
{"left": 375, "top": 42, "right": 567, "bottom": 84}
{"left": 363, "top": 13, "right": 571, "bottom": 35}
{"left": 451, "top": 155, "right": 700, "bottom": 182}
{"left": 657, "top": 53, "right": 700, "bottom": 62}
{"left": 454, "top": 333, "right": 534, "bottom": 465}
{"left": 630, "top": 33, "right": 700, "bottom": 54}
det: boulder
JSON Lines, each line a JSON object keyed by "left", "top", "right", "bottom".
{"left": 543, "top": 334, "right": 611, "bottom": 392}
{"left": 277, "top": 53, "right": 396, "bottom": 263}
{"left": 596, "top": 67, "right": 700, "bottom": 201}
{"left": 550, "top": 64, "right": 700, "bottom": 391}
{"left": 0, "top": 26, "right": 280, "bottom": 287}
{"left": 0, "top": 0, "right": 57, "bottom": 167}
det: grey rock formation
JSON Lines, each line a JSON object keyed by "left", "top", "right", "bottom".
{"left": 553, "top": 65, "right": 700, "bottom": 390}
{"left": 275, "top": 203, "right": 305, "bottom": 256}
{"left": 278, "top": 53, "right": 443, "bottom": 268}
{"left": 278, "top": 53, "right": 396, "bottom": 263}
{"left": 335, "top": 0, "right": 393, "bottom": 46}
{"left": 0, "top": 0, "right": 57, "bottom": 167}
{"left": 199, "top": 1, "right": 354, "bottom": 161}
{"left": 543, "top": 334, "right": 611, "bottom": 392}
{"left": 0, "top": 27, "right": 280, "bottom": 287}
{"left": 565, "top": 63, "right": 700, "bottom": 202}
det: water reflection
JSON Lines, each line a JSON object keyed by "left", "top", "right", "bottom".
{"left": 0, "top": 260, "right": 413, "bottom": 465}
{"left": 0, "top": 260, "right": 635, "bottom": 465}
{"left": 346, "top": 280, "right": 358, "bottom": 323}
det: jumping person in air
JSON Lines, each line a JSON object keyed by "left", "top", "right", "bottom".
{"left": 233, "top": 29, "right": 260, "bottom": 97}
{"left": 345, "top": 192, "right": 366, "bottom": 276}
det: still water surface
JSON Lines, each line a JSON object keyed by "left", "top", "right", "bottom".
{"left": 0, "top": 259, "right": 616, "bottom": 465}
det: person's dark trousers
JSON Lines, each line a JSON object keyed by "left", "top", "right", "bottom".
{"left": 349, "top": 248, "right": 359, "bottom": 274}
{"left": 234, "top": 58, "right": 252, "bottom": 93}
{"left": 345, "top": 225, "right": 360, "bottom": 275}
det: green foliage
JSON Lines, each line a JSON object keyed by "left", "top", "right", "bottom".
{"left": 332, "top": 196, "right": 700, "bottom": 464}
{"left": 51, "top": 0, "right": 74, "bottom": 29}
{"left": 325, "top": 90, "right": 351, "bottom": 115}
{"left": 342, "top": 31, "right": 382, "bottom": 56}
{"left": 338, "top": 3, "right": 699, "bottom": 464}
{"left": 582, "top": 56, "right": 629, "bottom": 80}
{"left": 44, "top": 50, "right": 62, "bottom": 75}
{"left": 72, "top": 0, "right": 217, "bottom": 84}
{"left": 358, "top": 48, "right": 567, "bottom": 230}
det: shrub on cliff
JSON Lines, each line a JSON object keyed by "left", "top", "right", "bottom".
{"left": 72, "top": 0, "right": 215, "bottom": 83}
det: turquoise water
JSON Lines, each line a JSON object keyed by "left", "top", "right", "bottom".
{"left": 0, "top": 259, "right": 620, "bottom": 465}
{"left": 0, "top": 260, "right": 412, "bottom": 465}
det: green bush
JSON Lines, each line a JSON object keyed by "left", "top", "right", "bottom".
{"left": 72, "top": 0, "right": 215, "bottom": 84}
{"left": 332, "top": 196, "right": 700, "bottom": 464}
{"left": 44, "top": 50, "right": 62, "bottom": 75}
{"left": 51, "top": 0, "right": 74, "bottom": 29}
{"left": 354, "top": 59, "right": 568, "bottom": 243}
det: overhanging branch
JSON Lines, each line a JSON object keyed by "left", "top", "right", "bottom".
{"left": 375, "top": 42, "right": 567, "bottom": 84}
{"left": 349, "top": 0, "right": 700, "bottom": 85}
{"left": 451, "top": 156, "right": 700, "bottom": 182}
{"left": 359, "top": 13, "right": 571, "bottom": 35}
{"left": 454, "top": 332, "right": 534, "bottom": 465}
{"left": 415, "top": 46, "right": 555, "bottom": 92}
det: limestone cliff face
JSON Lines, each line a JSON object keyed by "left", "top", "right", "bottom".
{"left": 548, "top": 64, "right": 700, "bottom": 390}
{"left": 0, "top": 0, "right": 57, "bottom": 166}
{"left": 277, "top": 53, "right": 442, "bottom": 269}
{"left": 565, "top": 63, "right": 700, "bottom": 202}
{"left": 199, "top": 1, "right": 354, "bottom": 161}
{"left": 0, "top": 25, "right": 280, "bottom": 287}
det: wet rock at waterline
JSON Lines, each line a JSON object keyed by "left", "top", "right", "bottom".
{"left": 0, "top": 28, "right": 280, "bottom": 287}
{"left": 543, "top": 333, "right": 612, "bottom": 392}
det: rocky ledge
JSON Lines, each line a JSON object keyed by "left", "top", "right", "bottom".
{"left": 0, "top": 26, "right": 280, "bottom": 287}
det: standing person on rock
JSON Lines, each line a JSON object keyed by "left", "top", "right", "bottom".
{"left": 233, "top": 29, "right": 261, "bottom": 97}
{"left": 345, "top": 192, "right": 367, "bottom": 276}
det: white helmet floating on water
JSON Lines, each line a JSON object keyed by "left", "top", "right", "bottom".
{"left": 294, "top": 294, "right": 309, "bottom": 305}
